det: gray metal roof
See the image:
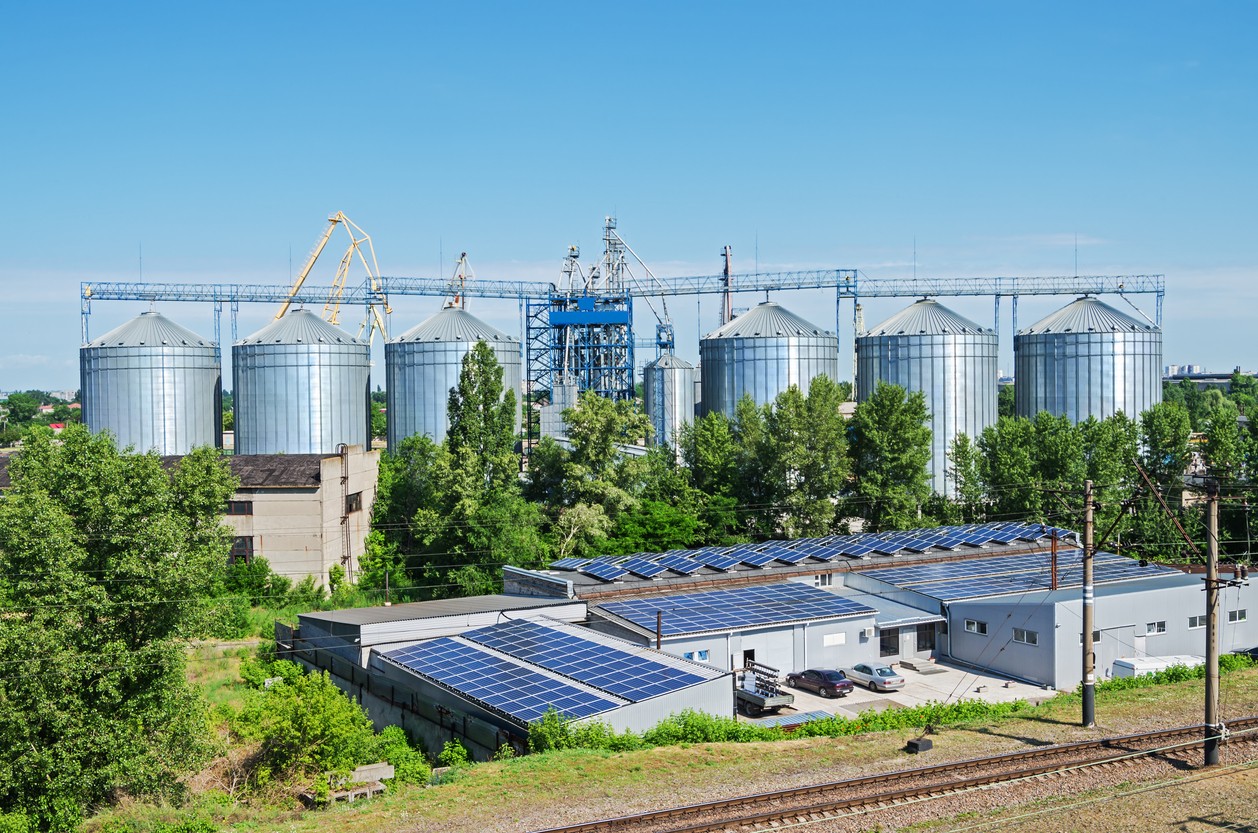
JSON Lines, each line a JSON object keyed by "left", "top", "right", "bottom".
{"left": 703, "top": 302, "right": 833, "bottom": 340}
{"left": 237, "top": 308, "right": 363, "bottom": 346}
{"left": 390, "top": 306, "right": 517, "bottom": 344}
{"left": 299, "top": 594, "right": 572, "bottom": 627}
{"left": 87, "top": 311, "right": 214, "bottom": 348}
{"left": 864, "top": 299, "right": 991, "bottom": 337}
{"left": 1018, "top": 296, "right": 1158, "bottom": 336}
{"left": 645, "top": 353, "right": 694, "bottom": 370}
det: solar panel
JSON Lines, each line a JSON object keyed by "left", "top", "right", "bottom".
{"left": 598, "top": 582, "right": 876, "bottom": 636}
{"left": 738, "top": 550, "right": 778, "bottom": 567}
{"left": 696, "top": 552, "right": 743, "bottom": 571}
{"left": 580, "top": 560, "right": 628, "bottom": 581}
{"left": 549, "top": 557, "right": 590, "bottom": 571}
{"left": 765, "top": 546, "right": 812, "bottom": 565}
{"left": 839, "top": 540, "right": 879, "bottom": 558}
{"left": 658, "top": 553, "right": 705, "bottom": 575}
{"left": 462, "top": 619, "right": 709, "bottom": 701}
{"left": 382, "top": 638, "right": 620, "bottom": 722}
{"left": 621, "top": 557, "right": 669, "bottom": 579}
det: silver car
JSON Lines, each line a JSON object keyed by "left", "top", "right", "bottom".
{"left": 846, "top": 662, "right": 906, "bottom": 692}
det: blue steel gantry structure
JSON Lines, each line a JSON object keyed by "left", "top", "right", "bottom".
{"left": 80, "top": 253, "right": 1165, "bottom": 444}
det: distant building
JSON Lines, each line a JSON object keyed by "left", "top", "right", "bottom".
{"left": 1164, "top": 366, "right": 1256, "bottom": 393}
{"left": 214, "top": 445, "right": 380, "bottom": 585}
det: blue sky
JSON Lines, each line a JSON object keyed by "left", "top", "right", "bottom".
{"left": 1, "top": 2, "right": 1254, "bottom": 390}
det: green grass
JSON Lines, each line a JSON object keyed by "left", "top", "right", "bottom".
{"left": 97, "top": 664, "right": 1258, "bottom": 833}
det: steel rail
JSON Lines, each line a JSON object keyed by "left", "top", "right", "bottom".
{"left": 531, "top": 717, "right": 1258, "bottom": 833}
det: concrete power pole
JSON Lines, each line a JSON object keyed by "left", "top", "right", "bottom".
{"left": 1082, "top": 479, "right": 1096, "bottom": 727}
{"left": 1205, "top": 480, "right": 1221, "bottom": 766}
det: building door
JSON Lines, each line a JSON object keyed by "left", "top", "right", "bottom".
{"left": 916, "top": 623, "right": 936, "bottom": 654}
{"left": 742, "top": 648, "right": 756, "bottom": 668}
{"left": 879, "top": 627, "right": 899, "bottom": 658}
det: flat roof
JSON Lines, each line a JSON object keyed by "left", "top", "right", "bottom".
{"left": 300, "top": 594, "right": 573, "bottom": 627}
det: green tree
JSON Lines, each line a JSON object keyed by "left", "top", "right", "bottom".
{"left": 848, "top": 382, "right": 932, "bottom": 531}
{"left": 998, "top": 384, "right": 1016, "bottom": 418}
{"left": 406, "top": 344, "right": 548, "bottom": 597}
{"left": 0, "top": 426, "right": 237, "bottom": 829}
{"left": 763, "top": 377, "right": 850, "bottom": 537}
{"left": 2, "top": 393, "right": 39, "bottom": 424}
{"left": 1203, "top": 399, "right": 1245, "bottom": 482}
{"left": 947, "top": 433, "right": 985, "bottom": 521}
{"left": 1030, "top": 412, "right": 1085, "bottom": 492}
{"left": 680, "top": 411, "right": 739, "bottom": 497}
{"left": 977, "top": 416, "right": 1040, "bottom": 519}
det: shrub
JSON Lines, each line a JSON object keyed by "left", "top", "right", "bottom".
{"left": 437, "top": 739, "right": 471, "bottom": 768}
{"left": 373, "top": 726, "right": 431, "bottom": 784}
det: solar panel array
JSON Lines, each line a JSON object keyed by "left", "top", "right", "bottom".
{"left": 861, "top": 549, "right": 1179, "bottom": 601}
{"left": 382, "top": 638, "right": 621, "bottom": 722}
{"left": 549, "top": 521, "right": 1070, "bottom": 582}
{"left": 597, "top": 582, "right": 877, "bottom": 636}
{"left": 462, "top": 619, "right": 709, "bottom": 700}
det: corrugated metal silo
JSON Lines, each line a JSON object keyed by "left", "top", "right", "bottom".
{"left": 80, "top": 311, "right": 221, "bottom": 454}
{"left": 856, "top": 299, "right": 997, "bottom": 496}
{"left": 699, "top": 301, "right": 839, "bottom": 417}
{"left": 233, "top": 309, "right": 370, "bottom": 455}
{"left": 1015, "top": 296, "right": 1162, "bottom": 423}
{"left": 644, "top": 353, "right": 695, "bottom": 451}
{"left": 385, "top": 306, "right": 521, "bottom": 449}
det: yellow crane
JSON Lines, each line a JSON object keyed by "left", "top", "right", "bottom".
{"left": 276, "top": 212, "right": 392, "bottom": 344}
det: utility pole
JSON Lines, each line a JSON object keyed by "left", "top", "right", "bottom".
{"left": 1082, "top": 479, "right": 1096, "bottom": 727}
{"left": 1205, "top": 480, "right": 1220, "bottom": 766}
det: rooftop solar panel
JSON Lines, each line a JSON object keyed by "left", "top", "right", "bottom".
{"left": 580, "top": 560, "right": 628, "bottom": 581}
{"left": 382, "top": 638, "right": 620, "bottom": 722}
{"left": 549, "top": 557, "right": 590, "bottom": 571}
{"left": 697, "top": 552, "right": 743, "bottom": 571}
{"left": 621, "top": 557, "right": 669, "bottom": 579}
{"left": 658, "top": 553, "right": 705, "bottom": 575}
{"left": 738, "top": 550, "right": 778, "bottom": 567}
{"left": 598, "top": 582, "right": 876, "bottom": 636}
{"left": 461, "top": 619, "right": 709, "bottom": 701}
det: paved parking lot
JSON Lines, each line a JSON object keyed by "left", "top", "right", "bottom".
{"left": 769, "top": 660, "right": 1057, "bottom": 719}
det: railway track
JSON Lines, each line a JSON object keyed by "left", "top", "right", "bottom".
{"left": 533, "top": 717, "right": 1258, "bottom": 833}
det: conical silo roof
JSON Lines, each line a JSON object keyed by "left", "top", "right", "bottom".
{"left": 703, "top": 302, "right": 832, "bottom": 339}
{"left": 646, "top": 353, "right": 694, "bottom": 370}
{"left": 237, "top": 308, "right": 362, "bottom": 345}
{"left": 864, "top": 299, "right": 991, "bottom": 337}
{"left": 390, "top": 306, "right": 517, "bottom": 344}
{"left": 88, "top": 311, "right": 213, "bottom": 348}
{"left": 1018, "top": 297, "right": 1157, "bottom": 336}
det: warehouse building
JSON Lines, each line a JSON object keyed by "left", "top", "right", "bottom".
{"left": 285, "top": 593, "right": 731, "bottom": 760}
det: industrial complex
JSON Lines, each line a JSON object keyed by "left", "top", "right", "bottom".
{"left": 63, "top": 214, "right": 1231, "bottom": 765}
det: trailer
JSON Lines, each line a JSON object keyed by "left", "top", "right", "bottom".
{"left": 734, "top": 660, "right": 794, "bottom": 717}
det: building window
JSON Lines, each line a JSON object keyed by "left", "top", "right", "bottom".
{"left": 1229, "top": 609, "right": 1248, "bottom": 623}
{"left": 916, "top": 623, "right": 936, "bottom": 653}
{"left": 1013, "top": 628, "right": 1039, "bottom": 646}
{"left": 1146, "top": 621, "right": 1167, "bottom": 635}
{"left": 1079, "top": 630, "right": 1101, "bottom": 645}
{"left": 683, "top": 650, "right": 710, "bottom": 663}
{"left": 226, "top": 500, "right": 253, "bottom": 516}
{"left": 229, "top": 536, "right": 254, "bottom": 564}
{"left": 1189, "top": 615, "right": 1207, "bottom": 629}
{"left": 813, "top": 573, "right": 833, "bottom": 587}
{"left": 880, "top": 627, "right": 899, "bottom": 657}
{"left": 345, "top": 491, "right": 363, "bottom": 513}
{"left": 964, "top": 619, "right": 988, "bottom": 635}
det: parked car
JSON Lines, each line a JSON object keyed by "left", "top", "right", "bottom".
{"left": 785, "top": 668, "right": 854, "bottom": 698}
{"left": 846, "top": 663, "right": 906, "bottom": 692}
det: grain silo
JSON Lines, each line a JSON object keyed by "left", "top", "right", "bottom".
{"left": 233, "top": 309, "right": 370, "bottom": 455}
{"left": 385, "top": 305, "right": 521, "bottom": 449}
{"left": 644, "top": 353, "right": 695, "bottom": 451}
{"left": 856, "top": 299, "right": 997, "bottom": 496}
{"left": 1015, "top": 296, "right": 1162, "bottom": 423}
{"left": 699, "top": 301, "right": 839, "bottom": 418}
{"left": 80, "top": 311, "right": 221, "bottom": 454}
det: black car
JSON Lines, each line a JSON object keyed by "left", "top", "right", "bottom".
{"left": 785, "top": 668, "right": 854, "bottom": 698}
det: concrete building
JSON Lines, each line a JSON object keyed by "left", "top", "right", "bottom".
{"left": 217, "top": 444, "right": 380, "bottom": 584}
